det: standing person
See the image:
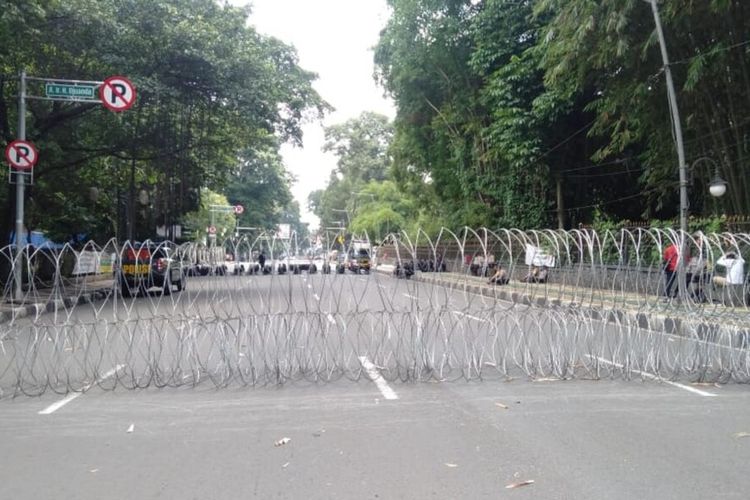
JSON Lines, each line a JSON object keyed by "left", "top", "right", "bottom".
{"left": 713, "top": 252, "right": 746, "bottom": 305}
{"left": 258, "top": 251, "right": 266, "bottom": 270}
{"left": 662, "top": 242, "right": 689, "bottom": 298}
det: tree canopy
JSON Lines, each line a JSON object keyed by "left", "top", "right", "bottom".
{"left": 375, "top": 0, "right": 750, "bottom": 229}
{"left": 1, "top": 0, "right": 327, "bottom": 244}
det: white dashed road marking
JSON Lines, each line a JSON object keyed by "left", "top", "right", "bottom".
{"left": 359, "top": 356, "right": 398, "bottom": 400}
{"left": 39, "top": 364, "right": 125, "bottom": 415}
{"left": 452, "top": 311, "right": 488, "bottom": 323}
{"left": 587, "top": 356, "right": 717, "bottom": 397}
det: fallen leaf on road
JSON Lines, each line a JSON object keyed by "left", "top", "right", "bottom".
{"left": 495, "top": 402, "right": 509, "bottom": 410}
{"left": 734, "top": 432, "right": 750, "bottom": 439}
{"left": 444, "top": 463, "right": 459, "bottom": 468}
{"left": 126, "top": 424, "right": 134, "bottom": 433}
{"left": 274, "top": 437, "right": 291, "bottom": 447}
{"left": 505, "top": 480, "right": 534, "bottom": 489}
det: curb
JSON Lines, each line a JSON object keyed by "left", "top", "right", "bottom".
{"left": 376, "top": 267, "right": 747, "bottom": 343}
{"left": 0, "top": 287, "right": 113, "bottom": 324}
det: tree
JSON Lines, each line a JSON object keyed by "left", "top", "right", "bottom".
{"left": 536, "top": 0, "right": 750, "bottom": 218}
{"left": 181, "top": 189, "right": 235, "bottom": 243}
{"left": 0, "top": 0, "right": 328, "bottom": 244}
{"left": 310, "top": 112, "right": 394, "bottom": 229}
{"left": 375, "top": 0, "right": 750, "bottom": 230}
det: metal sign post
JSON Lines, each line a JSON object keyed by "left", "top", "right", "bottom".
{"left": 13, "top": 69, "right": 27, "bottom": 301}
{"left": 7, "top": 72, "right": 136, "bottom": 301}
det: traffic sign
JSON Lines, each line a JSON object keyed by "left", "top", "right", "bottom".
{"left": 45, "top": 83, "right": 97, "bottom": 100}
{"left": 208, "top": 225, "right": 217, "bottom": 235}
{"left": 234, "top": 204, "right": 244, "bottom": 215}
{"left": 99, "top": 75, "right": 136, "bottom": 112}
{"left": 5, "top": 140, "right": 38, "bottom": 171}
{"left": 209, "top": 204, "right": 235, "bottom": 213}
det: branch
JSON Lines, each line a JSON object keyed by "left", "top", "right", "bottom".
{"left": 31, "top": 102, "right": 99, "bottom": 139}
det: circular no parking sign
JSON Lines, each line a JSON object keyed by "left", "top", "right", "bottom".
{"left": 5, "top": 140, "right": 38, "bottom": 171}
{"left": 99, "top": 75, "right": 136, "bottom": 112}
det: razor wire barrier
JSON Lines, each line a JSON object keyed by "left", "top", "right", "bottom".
{"left": 1, "top": 227, "right": 749, "bottom": 396}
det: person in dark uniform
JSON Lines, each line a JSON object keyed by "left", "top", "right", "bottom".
{"left": 258, "top": 252, "right": 266, "bottom": 269}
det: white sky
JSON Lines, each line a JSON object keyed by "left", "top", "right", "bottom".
{"left": 229, "top": 0, "right": 395, "bottom": 229}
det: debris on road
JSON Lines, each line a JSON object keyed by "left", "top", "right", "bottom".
{"left": 505, "top": 480, "right": 534, "bottom": 489}
{"left": 313, "top": 429, "right": 326, "bottom": 437}
{"left": 282, "top": 462, "right": 290, "bottom": 468}
{"left": 734, "top": 432, "right": 750, "bottom": 439}
{"left": 534, "top": 377, "right": 560, "bottom": 382}
{"left": 444, "top": 463, "right": 459, "bottom": 468}
{"left": 89, "top": 469, "right": 99, "bottom": 473}
{"left": 495, "top": 402, "right": 509, "bottom": 409}
{"left": 274, "top": 437, "right": 291, "bottom": 447}
{"left": 126, "top": 424, "right": 134, "bottom": 433}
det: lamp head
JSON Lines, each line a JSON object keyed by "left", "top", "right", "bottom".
{"left": 709, "top": 173, "right": 727, "bottom": 198}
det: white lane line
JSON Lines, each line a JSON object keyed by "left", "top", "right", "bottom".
{"left": 39, "top": 364, "right": 125, "bottom": 415}
{"left": 359, "top": 356, "right": 398, "bottom": 400}
{"left": 402, "top": 293, "right": 419, "bottom": 300}
{"left": 326, "top": 313, "right": 336, "bottom": 325}
{"left": 452, "top": 311, "right": 489, "bottom": 323}
{"left": 587, "top": 356, "right": 717, "bottom": 397}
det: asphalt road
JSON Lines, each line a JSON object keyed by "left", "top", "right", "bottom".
{"left": 2, "top": 376, "right": 749, "bottom": 499}
{"left": 2, "top": 272, "right": 750, "bottom": 498}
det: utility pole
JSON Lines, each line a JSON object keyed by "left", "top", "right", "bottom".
{"left": 13, "top": 69, "right": 27, "bottom": 301}
{"left": 646, "top": 0, "right": 689, "bottom": 296}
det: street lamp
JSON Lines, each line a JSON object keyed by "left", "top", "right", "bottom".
{"left": 709, "top": 172, "right": 728, "bottom": 198}
{"left": 690, "top": 157, "right": 728, "bottom": 199}
{"left": 645, "top": 0, "right": 689, "bottom": 235}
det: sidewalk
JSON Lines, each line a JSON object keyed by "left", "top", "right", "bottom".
{"left": 0, "top": 276, "right": 114, "bottom": 323}
{"left": 374, "top": 264, "right": 750, "bottom": 338}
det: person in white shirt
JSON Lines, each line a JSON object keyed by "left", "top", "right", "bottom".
{"left": 713, "top": 252, "right": 746, "bottom": 286}
{"left": 712, "top": 251, "right": 747, "bottom": 306}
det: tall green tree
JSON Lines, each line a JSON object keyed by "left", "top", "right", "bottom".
{"left": 0, "top": 0, "right": 327, "bottom": 244}
{"left": 536, "top": 0, "right": 750, "bottom": 218}
{"left": 309, "top": 112, "right": 394, "bottom": 229}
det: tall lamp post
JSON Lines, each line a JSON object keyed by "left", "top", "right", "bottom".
{"left": 645, "top": 0, "right": 689, "bottom": 235}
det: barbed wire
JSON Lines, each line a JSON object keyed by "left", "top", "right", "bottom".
{"left": 1, "top": 227, "right": 749, "bottom": 396}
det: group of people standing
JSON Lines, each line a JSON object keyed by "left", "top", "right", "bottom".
{"left": 662, "top": 240, "right": 746, "bottom": 304}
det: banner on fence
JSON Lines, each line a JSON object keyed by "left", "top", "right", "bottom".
{"left": 73, "top": 251, "right": 115, "bottom": 275}
{"left": 525, "top": 244, "right": 556, "bottom": 268}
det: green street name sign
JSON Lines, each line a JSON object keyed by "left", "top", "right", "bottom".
{"left": 45, "top": 83, "right": 98, "bottom": 100}
{"left": 210, "top": 205, "right": 235, "bottom": 213}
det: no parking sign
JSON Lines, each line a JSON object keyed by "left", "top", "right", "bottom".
{"left": 5, "top": 140, "right": 38, "bottom": 171}
{"left": 99, "top": 76, "right": 136, "bottom": 112}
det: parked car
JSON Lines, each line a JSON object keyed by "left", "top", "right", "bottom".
{"left": 118, "top": 244, "right": 185, "bottom": 297}
{"left": 346, "top": 248, "right": 371, "bottom": 274}
{"left": 287, "top": 255, "right": 319, "bottom": 274}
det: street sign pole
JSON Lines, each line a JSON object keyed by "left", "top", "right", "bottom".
{"left": 13, "top": 69, "right": 27, "bottom": 301}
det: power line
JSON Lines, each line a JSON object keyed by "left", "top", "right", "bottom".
{"left": 671, "top": 39, "right": 750, "bottom": 66}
